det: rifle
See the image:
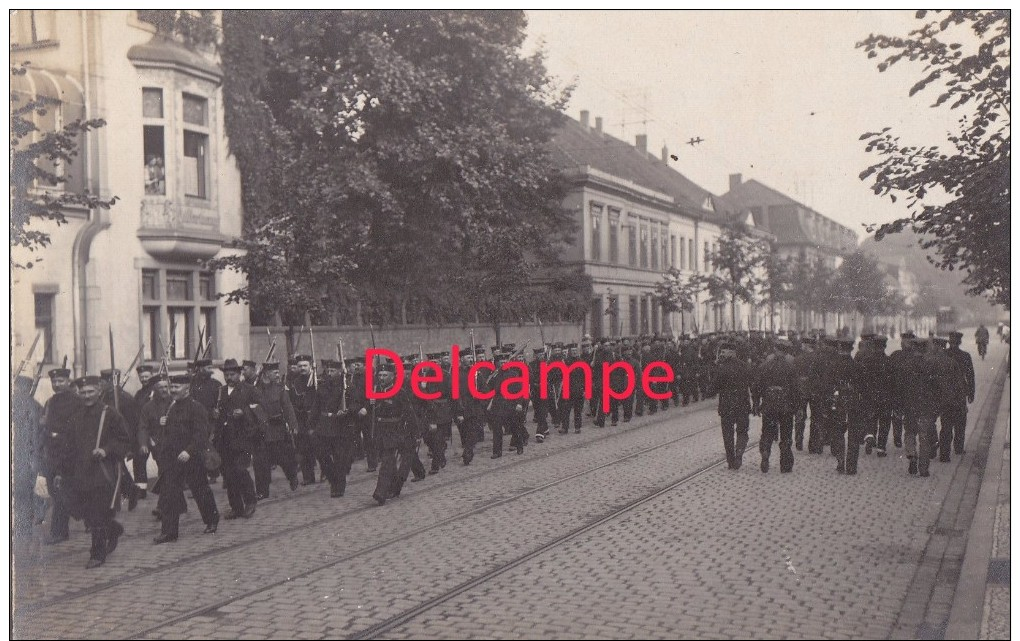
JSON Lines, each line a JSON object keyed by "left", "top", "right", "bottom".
{"left": 13, "top": 331, "right": 41, "bottom": 381}
{"left": 308, "top": 326, "right": 318, "bottom": 390}
{"left": 369, "top": 324, "right": 378, "bottom": 442}
{"left": 252, "top": 338, "right": 278, "bottom": 387}
{"left": 338, "top": 339, "right": 347, "bottom": 412}
{"left": 28, "top": 360, "right": 45, "bottom": 397}
{"left": 119, "top": 344, "right": 146, "bottom": 390}
{"left": 108, "top": 325, "right": 120, "bottom": 412}
{"left": 192, "top": 326, "right": 206, "bottom": 367}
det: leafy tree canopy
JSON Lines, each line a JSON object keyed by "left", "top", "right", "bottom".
{"left": 858, "top": 10, "right": 1009, "bottom": 306}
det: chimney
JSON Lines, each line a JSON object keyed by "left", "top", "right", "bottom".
{"left": 595, "top": 116, "right": 603, "bottom": 134}
{"left": 729, "top": 173, "right": 742, "bottom": 192}
{"left": 661, "top": 144, "right": 670, "bottom": 164}
{"left": 635, "top": 134, "right": 647, "bottom": 153}
{"left": 580, "top": 110, "right": 590, "bottom": 129}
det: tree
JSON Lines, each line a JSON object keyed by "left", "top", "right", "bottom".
{"left": 701, "top": 223, "right": 768, "bottom": 331}
{"left": 10, "top": 64, "right": 117, "bottom": 269}
{"left": 654, "top": 268, "right": 704, "bottom": 335}
{"left": 829, "top": 251, "right": 898, "bottom": 331}
{"left": 759, "top": 246, "right": 793, "bottom": 332}
{"left": 216, "top": 11, "right": 580, "bottom": 329}
{"left": 858, "top": 10, "right": 1010, "bottom": 306}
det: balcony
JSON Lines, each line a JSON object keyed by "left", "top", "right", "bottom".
{"left": 138, "top": 198, "right": 228, "bottom": 260}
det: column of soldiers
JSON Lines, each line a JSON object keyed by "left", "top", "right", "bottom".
{"left": 21, "top": 328, "right": 977, "bottom": 569}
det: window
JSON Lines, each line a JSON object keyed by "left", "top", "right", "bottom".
{"left": 183, "top": 131, "right": 208, "bottom": 198}
{"left": 640, "top": 297, "right": 649, "bottom": 334}
{"left": 199, "top": 272, "right": 216, "bottom": 300}
{"left": 34, "top": 293, "right": 55, "bottom": 364}
{"left": 652, "top": 297, "right": 660, "bottom": 334}
{"left": 689, "top": 239, "right": 695, "bottom": 271}
{"left": 12, "top": 10, "right": 55, "bottom": 46}
{"left": 590, "top": 296, "right": 604, "bottom": 338}
{"left": 143, "top": 88, "right": 164, "bottom": 118}
{"left": 629, "top": 296, "right": 639, "bottom": 336}
{"left": 627, "top": 223, "right": 637, "bottom": 267}
{"left": 679, "top": 236, "right": 686, "bottom": 269}
{"left": 183, "top": 94, "right": 207, "bottom": 126}
{"left": 661, "top": 226, "right": 669, "bottom": 270}
{"left": 141, "top": 268, "right": 218, "bottom": 361}
{"left": 671, "top": 235, "right": 677, "bottom": 268}
{"left": 704, "top": 241, "right": 711, "bottom": 271}
{"left": 650, "top": 226, "right": 659, "bottom": 270}
{"left": 639, "top": 224, "right": 649, "bottom": 268}
{"left": 590, "top": 203, "right": 602, "bottom": 261}
{"left": 142, "top": 88, "right": 166, "bottom": 196}
{"left": 608, "top": 210, "right": 620, "bottom": 263}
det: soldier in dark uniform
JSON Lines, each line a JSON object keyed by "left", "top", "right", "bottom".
{"left": 367, "top": 363, "right": 420, "bottom": 505}
{"left": 902, "top": 338, "right": 933, "bottom": 476}
{"left": 454, "top": 350, "right": 481, "bottom": 463}
{"left": 715, "top": 342, "right": 753, "bottom": 469}
{"left": 312, "top": 359, "right": 353, "bottom": 497}
{"left": 827, "top": 338, "right": 864, "bottom": 475}
{"left": 593, "top": 341, "right": 619, "bottom": 428}
{"left": 529, "top": 347, "right": 552, "bottom": 442}
{"left": 40, "top": 367, "right": 81, "bottom": 544}
{"left": 752, "top": 339, "right": 797, "bottom": 473}
{"left": 975, "top": 324, "right": 990, "bottom": 360}
{"left": 189, "top": 358, "right": 222, "bottom": 414}
{"left": 138, "top": 376, "right": 171, "bottom": 521}
{"left": 253, "top": 363, "right": 300, "bottom": 498}
{"left": 856, "top": 335, "right": 892, "bottom": 457}
{"left": 133, "top": 364, "right": 158, "bottom": 405}
{"left": 55, "top": 375, "right": 132, "bottom": 568}
{"left": 679, "top": 336, "right": 699, "bottom": 405}
{"left": 152, "top": 374, "right": 220, "bottom": 543}
{"left": 287, "top": 354, "right": 320, "bottom": 485}
{"left": 925, "top": 336, "right": 966, "bottom": 462}
{"left": 557, "top": 343, "right": 587, "bottom": 434}
{"left": 665, "top": 338, "right": 682, "bottom": 407}
{"left": 619, "top": 345, "right": 639, "bottom": 422}
{"left": 791, "top": 337, "right": 816, "bottom": 451}
{"left": 545, "top": 343, "right": 565, "bottom": 433}
{"left": 347, "top": 358, "right": 376, "bottom": 472}
{"left": 100, "top": 369, "right": 145, "bottom": 504}
{"left": 417, "top": 353, "right": 454, "bottom": 473}
{"left": 943, "top": 331, "right": 975, "bottom": 458}
{"left": 213, "top": 359, "right": 263, "bottom": 519}
{"left": 885, "top": 333, "right": 915, "bottom": 451}
{"left": 807, "top": 337, "right": 839, "bottom": 455}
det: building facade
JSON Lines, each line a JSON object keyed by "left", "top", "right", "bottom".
{"left": 11, "top": 10, "right": 249, "bottom": 395}
{"left": 550, "top": 112, "right": 759, "bottom": 338}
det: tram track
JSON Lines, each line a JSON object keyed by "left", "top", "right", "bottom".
{"left": 19, "top": 398, "right": 718, "bottom": 614}
{"left": 123, "top": 413, "right": 733, "bottom": 639}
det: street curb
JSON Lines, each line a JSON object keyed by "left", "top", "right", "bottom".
{"left": 944, "top": 371, "right": 1011, "bottom": 639}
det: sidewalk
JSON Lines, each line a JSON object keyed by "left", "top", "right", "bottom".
{"left": 946, "top": 374, "right": 1010, "bottom": 640}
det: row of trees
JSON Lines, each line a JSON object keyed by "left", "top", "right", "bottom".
{"left": 655, "top": 223, "right": 904, "bottom": 333}
{"left": 211, "top": 10, "right": 592, "bottom": 343}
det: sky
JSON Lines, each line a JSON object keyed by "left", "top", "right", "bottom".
{"left": 523, "top": 10, "right": 970, "bottom": 242}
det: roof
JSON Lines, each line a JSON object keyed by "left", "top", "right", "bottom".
{"left": 722, "top": 178, "right": 857, "bottom": 252}
{"left": 549, "top": 117, "right": 731, "bottom": 223}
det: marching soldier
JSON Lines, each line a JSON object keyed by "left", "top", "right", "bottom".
{"left": 55, "top": 375, "right": 132, "bottom": 569}
{"left": 715, "top": 341, "right": 753, "bottom": 470}
{"left": 791, "top": 337, "right": 816, "bottom": 452}
{"left": 557, "top": 343, "right": 586, "bottom": 434}
{"left": 287, "top": 354, "right": 320, "bottom": 485}
{"left": 901, "top": 338, "right": 933, "bottom": 476}
{"left": 189, "top": 358, "right": 222, "bottom": 414}
{"left": 827, "top": 338, "right": 864, "bottom": 475}
{"left": 133, "top": 364, "right": 158, "bottom": 404}
{"left": 884, "top": 332, "right": 915, "bottom": 452}
{"left": 752, "top": 339, "right": 797, "bottom": 473}
{"left": 366, "top": 362, "right": 420, "bottom": 505}
{"left": 943, "top": 331, "right": 976, "bottom": 458}
{"left": 529, "top": 347, "right": 552, "bottom": 442}
{"left": 419, "top": 353, "right": 454, "bottom": 473}
{"left": 312, "top": 359, "right": 353, "bottom": 497}
{"left": 253, "top": 363, "right": 300, "bottom": 498}
{"left": 924, "top": 336, "right": 966, "bottom": 462}
{"left": 40, "top": 367, "right": 82, "bottom": 544}
{"left": 454, "top": 350, "right": 481, "bottom": 464}
{"left": 100, "top": 369, "right": 145, "bottom": 505}
{"left": 151, "top": 374, "right": 220, "bottom": 543}
{"left": 975, "top": 324, "right": 989, "bottom": 360}
{"left": 347, "top": 358, "right": 377, "bottom": 472}
{"left": 856, "top": 335, "right": 892, "bottom": 457}
{"left": 213, "top": 359, "right": 263, "bottom": 519}
{"left": 241, "top": 360, "right": 259, "bottom": 385}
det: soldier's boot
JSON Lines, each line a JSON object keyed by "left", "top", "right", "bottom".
{"left": 876, "top": 446, "right": 887, "bottom": 458}
{"left": 918, "top": 458, "right": 930, "bottom": 477}
{"left": 908, "top": 456, "right": 918, "bottom": 476}
{"left": 760, "top": 456, "right": 769, "bottom": 473}
{"left": 864, "top": 434, "right": 875, "bottom": 455}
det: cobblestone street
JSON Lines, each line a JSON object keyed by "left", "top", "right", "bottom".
{"left": 12, "top": 337, "right": 1008, "bottom": 639}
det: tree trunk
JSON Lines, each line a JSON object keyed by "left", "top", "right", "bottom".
{"left": 731, "top": 295, "right": 737, "bottom": 332}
